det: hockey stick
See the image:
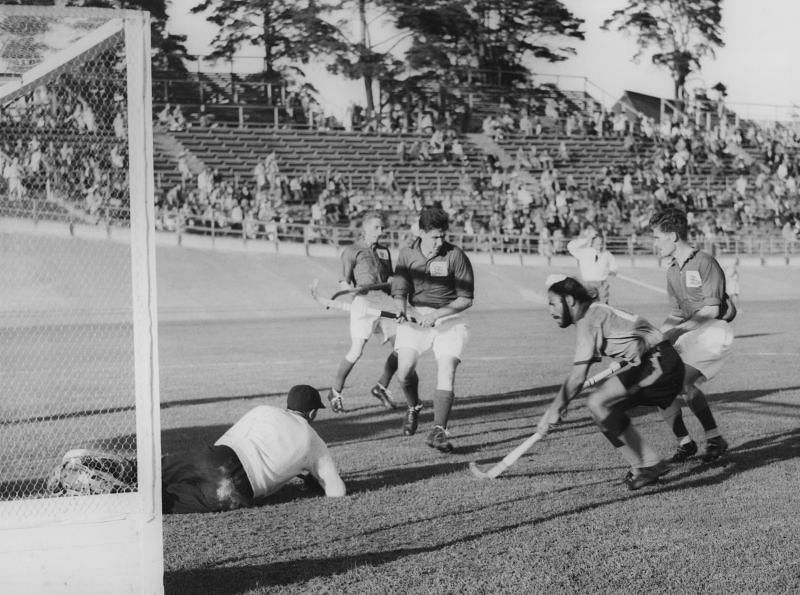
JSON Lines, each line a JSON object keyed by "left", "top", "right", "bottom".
{"left": 311, "top": 280, "right": 460, "bottom": 328}
{"left": 311, "top": 280, "right": 401, "bottom": 319}
{"left": 468, "top": 361, "right": 627, "bottom": 480}
{"left": 330, "top": 282, "right": 391, "bottom": 301}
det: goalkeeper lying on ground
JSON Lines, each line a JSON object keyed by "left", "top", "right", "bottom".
{"left": 48, "top": 385, "right": 346, "bottom": 513}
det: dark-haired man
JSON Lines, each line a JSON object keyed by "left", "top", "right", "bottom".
{"left": 537, "top": 275, "right": 685, "bottom": 490}
{"left": 162, "top": 385, "right": 345, "bottom": 513}
{"left": 391, "top": 207, "right": 474, "bottom": 453}
{"left": 650, "top": 206, "right": 734, "bottom": 462}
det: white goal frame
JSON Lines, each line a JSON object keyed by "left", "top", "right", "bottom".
{"left": 0, "top": 7, "right": 162, "bottom": 594}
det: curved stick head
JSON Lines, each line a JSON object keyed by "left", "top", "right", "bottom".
{"left": 468, "top": 461, "right": 493, "bottom": 479}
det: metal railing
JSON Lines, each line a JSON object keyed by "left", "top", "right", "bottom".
{"left": 3, "top": 199, "right": 798, "bottom": 265}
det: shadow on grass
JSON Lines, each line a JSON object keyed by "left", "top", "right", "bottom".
{"left": 734, "top": 333, "right": 777, "bottom": 339}
{"left": 164, "top": 428, "right": 800, "bottom": 593}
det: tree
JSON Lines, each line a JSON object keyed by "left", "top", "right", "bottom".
{"left": 602, "top": 0, "right": 724, "bottom": 101}
{"left": 322, "top": 0, "right": 406, "bottom": 115}
{"left": 191, "top": 0, "right": 341, "bottom": 82}
{"left": 396, "top": 0, "right": 584, "bottom": 84}
{"left": 80, "top": 0, "right": 192, "bottom": 73}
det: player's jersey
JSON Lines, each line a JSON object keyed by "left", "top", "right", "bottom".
{"left": 392, "top": 238, "right": 474, "bottom": 308}
{"left": 666, "top": 249, "right": 728, "bottom": 321}
{"left": 341, "top": 240, "right": 392, "bottom": 288}
{"left": 573, "top": 302, "right": 664, "bottom": 367}
{"left": 215, "top": 406, "right": 340, "bottom": 498}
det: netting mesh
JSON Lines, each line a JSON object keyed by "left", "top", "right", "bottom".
{"left": 0, "top": 10, "right": 138, "bottom": 508}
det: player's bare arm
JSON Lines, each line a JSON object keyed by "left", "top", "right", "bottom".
{"left": 663, "top": 304, "right": 720, "bottom": 343}
{"left": 312, "top": 453, "right": 346, "bottom": 498}
{"left": 538, "top": 361, "right": 589, "bottom": 435}
{"left": 418, "top": 296, "right": 473, "bottom": 327}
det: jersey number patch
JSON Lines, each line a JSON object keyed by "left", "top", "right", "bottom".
{"left": 374, "top": 248, "right": 390, "bottom": 260}
{"left": 429, "top": 261, "right": 448, "bottom": 277}
{"left": 685, "top": 270, "right": 702, "bottom": 288}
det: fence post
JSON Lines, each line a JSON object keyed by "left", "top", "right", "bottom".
{"left": 304, "top": 225, "right": 311, "bottom": 256}
{"left": 211, "top": 212, "right": 216, "bottom": 248}
{"left": 518, "top": 234, "right": 523, "bottom": 266}
{"left": 176, "top": 212, "right": 183, "bottom": 246}
{"left": 785, "top": 240, "right": 790, "bottom": 266}
{"left": 759, "top": 239, "right": 765, "bottom": 266}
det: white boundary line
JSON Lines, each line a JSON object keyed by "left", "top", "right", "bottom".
{"left": 616, "top": 273, "right": 667, "bottom": 295}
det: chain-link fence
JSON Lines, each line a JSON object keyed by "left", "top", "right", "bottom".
{"left": 0, "top": 8, "right": 141, "bottom": 511}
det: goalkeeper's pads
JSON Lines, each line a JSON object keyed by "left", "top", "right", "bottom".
{"left": 47, "top": 449, "right": 137, "bottom": 496}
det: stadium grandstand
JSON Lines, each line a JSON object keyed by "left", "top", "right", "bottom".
{"left": 3, "top": 49, "right": 800, "bottom": 261}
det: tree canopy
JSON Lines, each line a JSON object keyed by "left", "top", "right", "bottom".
{"left": 191, "top": 0, "right": 341, "bottom": 81}
{"left": 79, "top": 0, "right": 192, "bottom": 73}
{"left": 602, "top": 0, "right": 724, "bottom": 101}
{"left": 395, "top": 0, "right": 585, "bottom": 86}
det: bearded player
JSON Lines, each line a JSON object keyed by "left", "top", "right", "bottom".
{"left": 537, "top": 275, "right": 685, "bottom": 490}
{"left": 327, "top": 211, "right": 405, "bottom": 413}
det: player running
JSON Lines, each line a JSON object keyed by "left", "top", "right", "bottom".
{"left": 327, "top": 212, "right": 402, "bottom": 413}
{"left": 391, "top": 207, "right": 474, "bottom": 453}
{"left": 650, "top": 206, "right": 734, "bottom": 462}
{"left": 536, "top": 275, "right": 685, "bottom": 490}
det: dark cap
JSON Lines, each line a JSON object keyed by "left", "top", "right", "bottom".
{"left": 287, "top": 385, "right": 325, "bottom": 412}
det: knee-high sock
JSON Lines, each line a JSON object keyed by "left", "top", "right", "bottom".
{"left": 377, "top": 351, "right": 398, "bottom": 388}
{"left": 398, "top": 371, "right": 420, "bottom": 407}
{"left": 685, "top": 386, "right": 720, "bottom": 438}
{"left": 433, "top": 389, "right": 454, "bottom": 429}
{"left": 333, "top": 359, "right": 355, "bottom": 392}
{"left": 659, "top": 400, "right": 691, "bottom": 443}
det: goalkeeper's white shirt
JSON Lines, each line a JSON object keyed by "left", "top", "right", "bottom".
{"left": 215, "top": 406, "right": 345, "bottom": 498}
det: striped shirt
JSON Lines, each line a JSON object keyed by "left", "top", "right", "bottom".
{"left": 392, "top": 238, "right": 474, "bottom": 308}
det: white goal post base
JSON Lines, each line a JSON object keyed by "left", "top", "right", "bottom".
{"left": 0, "top": 506, "right": 161, "bottom": 594}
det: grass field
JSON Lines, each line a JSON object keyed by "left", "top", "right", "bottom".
{"left": 4, "top": 233, "right": 799, "bottom": 593}
{"left": 160, "top": 296, "right": 800, "bottom": 594}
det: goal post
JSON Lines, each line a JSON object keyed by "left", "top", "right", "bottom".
{"left": 0, "top": 6, "right": 162, "bottom": 593}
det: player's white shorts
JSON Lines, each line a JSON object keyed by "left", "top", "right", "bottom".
{"left": 350, "top": 293, "right": 397, "bottom": 343}
{"left": 394, "top": 307, "right": 469, "bottom": 360}
{"left": 674, "top": 319, "right": 734, "bottom": 382}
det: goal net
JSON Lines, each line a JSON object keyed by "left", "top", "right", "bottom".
{"left": 0, "top": 6, "right": 162, "bottom": 592}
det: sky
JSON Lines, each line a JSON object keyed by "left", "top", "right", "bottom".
{"left": 167, "top": 0, "right": 800, "bottom": 122}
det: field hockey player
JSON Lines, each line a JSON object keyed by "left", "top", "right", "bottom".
{"left": 537, "top": 275, "right": 686, "bottom": 490}
{"left": 650, "top": 206, "right": 734, "bottom": 462}
{"left": 327, "top": 211, "right": 402, "bottom": 413}
{"left": 391, "top": 207, "right": 474, "bottom": 453}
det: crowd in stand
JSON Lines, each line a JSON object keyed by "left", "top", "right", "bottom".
{"left": 471, "top": 92, "right": 800, "bottom": 249}
{"left": 0, "top": 81, "right": 129, "bottom": 220}
{"left": 3, "top": 75, "right": 799, "bottom": 253}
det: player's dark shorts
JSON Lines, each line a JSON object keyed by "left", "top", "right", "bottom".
{"left": 162, "top": 445, "right": 254, "bottom": 514}
{"left": 616, "top": 341, "right": 685, "bottom": 408}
